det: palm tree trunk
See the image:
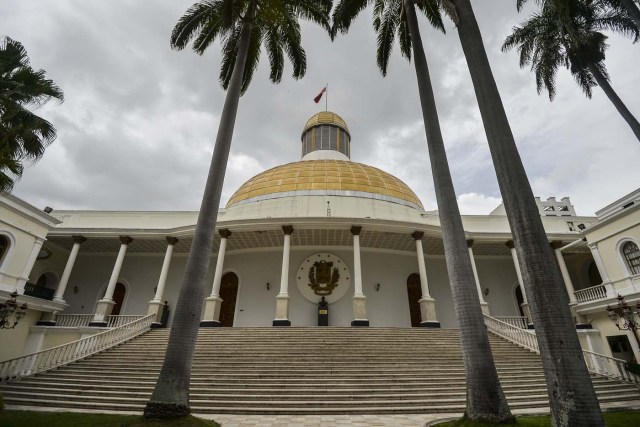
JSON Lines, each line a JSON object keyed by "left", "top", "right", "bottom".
{"left": 588, "top": 62, "right": 640, "bottom": 143}
{"left": 143, "top": 2, "right": 256, "bottom": 419}
{"left": 451, "top": 0, "right": 604, "bottom": 425}
{"left": 403, "top": 1, "right": 513, "bottom": 422}
{"left": 620, "top": 0, "right": 640, "bottom": 29}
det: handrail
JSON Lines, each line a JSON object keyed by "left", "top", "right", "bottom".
{"left": 107, "top": 315, "right": 145, "bottom": 328}
{"left": 55, "top": 314, "right": 145, "bottom": 328}
{"left": 0, "top": 314, "right": 154, "bottom": 382}
{"left": 493, "top": 316, "right": 528, "bottom": 329}
{"left": 484, "top": 314, "right": 640, "bottom": 384}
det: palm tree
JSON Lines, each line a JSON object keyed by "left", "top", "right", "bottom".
{"left": 0, "top": 37, "right": 63, "bottom": 192}
{"left": 517, "top": 0, "right": 640, "bottom": 30}
{"left": 445, "top": 0, "right": 605, "bottom": 424}
{"left": 333, "top": 0, "right": 513, "bottom": 422}
{"left": 143, "top": 0, "right": 331, "bottom": 419}
{"left": 504, "top": 0, "right": 640, "bottom": 142}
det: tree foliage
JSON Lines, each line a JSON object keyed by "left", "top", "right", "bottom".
{"left": 0, "top": 37, "right": 63, "bottom": 192}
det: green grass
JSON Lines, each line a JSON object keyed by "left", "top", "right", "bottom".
{"left": 0, "top": 411, "right": 220, "bottom": 427}
{"left": 435, "top": 410, "right": 640, "bottom": 426}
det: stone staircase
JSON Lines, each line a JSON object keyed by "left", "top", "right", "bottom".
{"left": 1, "top": 327, "right": 639, "bottom": 414}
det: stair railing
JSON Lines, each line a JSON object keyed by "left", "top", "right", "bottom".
{"left": 0, "top": 313, "right": 154, "bottom": 382}
{"left": 483, "top": 314, "right": 640, "bottom": 384}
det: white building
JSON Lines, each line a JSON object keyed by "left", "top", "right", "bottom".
{"left": 1, "top": 111, "right": 638, "bottom": 369}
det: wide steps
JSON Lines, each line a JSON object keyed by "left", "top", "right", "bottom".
{"left": 2, "top": 327, "right": 639, "bottom": 415}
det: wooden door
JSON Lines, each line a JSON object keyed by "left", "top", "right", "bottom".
{"left": 407, "top": 273, "right": 422, "bottom": 327}
{"left": 219, "top": 272, "right": 239, "bottom": 327}
{"left": 112, "top": 282, "right": 126, "bottom": 316}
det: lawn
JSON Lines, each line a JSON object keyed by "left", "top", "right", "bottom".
{"left": 435, "top": 410, "right": 640, "bottom": 426}
{"left": 0, "top": 411, "right": 220, "bottom": 427}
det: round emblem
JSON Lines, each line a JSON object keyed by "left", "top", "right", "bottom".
{"left": 296, "top": 253, "right": 351, "bottom": 304}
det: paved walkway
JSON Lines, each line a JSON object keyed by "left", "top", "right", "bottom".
{"left": 196, "top": 414, "right": 460, "bottom": 427}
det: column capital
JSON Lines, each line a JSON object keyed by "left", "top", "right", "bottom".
{"left": 467, "top": 239, "right": 474, "bottom": 248}
{"left": 351, "top": 225, "right": 362, "bottom": 236}
{"left": 411, "top": 231, "right": 424, "bottom": 241}
{"left": 119, "top": 236, "right": 133, "bottom": 245}
{"left": 550, "top": 240, "right": 564, "bottom": 250}
{"left": 166, "top": 236, "right": 179, "bottom": 246}
{"left": 282, "top": 225, "right": 294, "bottom": 235}
{"left": 72, "top": 235, "right": 87, "bottom": 245}
{"left": 218, "top": 229, "right": 232, "bottom": 239}
{"left": 505, "top": 240, "right": 515, "bottom": 249}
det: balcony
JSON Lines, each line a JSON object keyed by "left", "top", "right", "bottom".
{"left": 23, "top": 283, "right": 55, "bottom": 301}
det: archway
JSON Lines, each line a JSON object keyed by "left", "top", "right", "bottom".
{"left": 219, "top": 272, "right": 239, "bottom": 327}
{"left": 515, "top": 285, "right": 525, "bottom": 317}
{"left": 587, "top": 261, "right": 603, "bottom": 287}
{"left": 112, "top": 282, "right": 126, "bottom": 316}
{"left": 406, "top": 273, "right": 422, "bottom": 327}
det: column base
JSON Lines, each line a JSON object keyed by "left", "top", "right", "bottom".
{"left": 35, "top": 320, "right": 57, "bottom": 326}
{"left": 419, "top": 321, "right": 441, "bottom": 328}
{"left": 88, "top": 321, "right": 108, "bottom": 327}
{"left": 480, "top": 302, "right": 490, "bottom": 316}
{"left": 200, "top": 320, "right": 223, "bottom": 327}
{"left": 150, "top": 322, "right": 165, "bottom": 329}
{"left": 576, "top": 323, "right": 593, "bottom": 330}
{"left": 201, "top": 296, "right": 223, "bottom": 325}
{"left": 351, "top": 320, "right": 369, "bottom": 327}
{"left": 273, "top": 319, "right": 291, "bottom": 326}
{"left": 419, "top": 297, "right": 439, "bottom": 325}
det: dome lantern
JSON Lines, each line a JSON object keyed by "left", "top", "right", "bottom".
{"left": 300, "top": 112, "right": 351, "bottom": 161}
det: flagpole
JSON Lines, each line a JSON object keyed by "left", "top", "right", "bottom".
{"left": 325, "top": 82, "right": 328, "bottom": 111}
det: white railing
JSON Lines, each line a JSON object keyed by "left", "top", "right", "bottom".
{"left": 583, "top": 349, "right": 640, "bottom": 384}
{"left": 493, "top": 316, "right": 528, "bottom": 329}
{"left": 107, "top": 315, "right": 146, "bottom": 328}
{"left": 0, "top": 314, "right": 154, "bottom": 382}
{"left": 484, "top": 314, "right": 539, "bottom": 352}
{"left": 55, "top": 314, "right": 94, "bottom": 327}
{"left": 484, "top": 314, "right": 640, "bottom": 384}
{"left": 54, "top": 314, "right": 145, "bottom": 328}
{"left": 575, "top": 284, "right": 607, "bottom": 303}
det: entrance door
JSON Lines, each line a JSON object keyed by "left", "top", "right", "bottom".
{"left": 111, "top": 282, "right": 126, "bottom": 316}
{"left": 219, "top": 272, "right": 239, "bottom": 327}
{"left": 407, "top": 273, "right": 422, "bottom": 327}
{"left": 515, "top": 285, "right": 525, "bottom": 317}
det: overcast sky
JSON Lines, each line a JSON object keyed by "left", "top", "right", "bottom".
{"left": 3, "top": 0, "right": 639, "bottom": 216}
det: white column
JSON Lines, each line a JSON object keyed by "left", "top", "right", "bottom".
{"left": 152, "top": 237, "right": 178, "bottom": 303}
{"left": 201, "top": 230, "right": 231, "bottom": 327}
{"left": 15, "top": 237, "right": 45, "bottom": 292}
{"left": 588, "top": 242, "right": 611, "bottom": 285}
{"left": 53, "top": 236, "right": 86, "bottom": 303}
{"left": 274, "top": 226, "right": 294, "bottom": 326}
{"left": 467, "top": 239, "right": 489, "bottom": 314}
{"left": 351, "top": 226, "right": 368, "bottom": 326}
{"left": 412, "top": 232, "right": 431, "bottom": 298}
{"left": 103, "top": 236, "right": 133, "bottom": 301}
{"left": 552, "top": 243, "right": 577, "bottom": 305}
{"left": 506, "top": 240, "right": 533, "bottom": 326}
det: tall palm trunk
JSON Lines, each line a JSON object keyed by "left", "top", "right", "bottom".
{"left": 450, "top": 0, "right": 604, "bottom": 425}
{"left": 144, "top": 3, "right": 255, "bottom": 419}
{"left": 587, "top": 62, "right": 640, "bottom": 142}
{"left": 620, "top": 0, "right": 640, "bottom": 29}
{"left": 403, "top": 1, "right": 513, "bottom": 422}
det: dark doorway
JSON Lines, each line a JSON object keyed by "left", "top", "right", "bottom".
{"left": 112, "top": 282, "right": 126, "bottom": 316}
{"left": 515, "top": 285, "right": 525, "bottom": 317}
{"left": 587, "top": 261, "right": 603, "bottom": 287}
{"left": 607, "top": 335, "right": 635, "bottom": 363}
{"left": 407, "top": 273, "right": 422, "bottom": 327}
{"left": 219, "top": 272, "right": 239, "bottom": 327}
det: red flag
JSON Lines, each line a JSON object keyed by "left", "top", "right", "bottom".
{"left": 314, "top": 87, "right": 327, "bottom": 103}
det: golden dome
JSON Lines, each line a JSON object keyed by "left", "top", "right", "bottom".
{"left": 302, "top": 111, "right": 349, "bottom": 136}
{"left": 227, "top": 160, "right": 423, "bottom": 209}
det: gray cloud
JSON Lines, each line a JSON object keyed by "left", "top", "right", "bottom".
{"left": 3, "top": 0, "right": 639, "bottom": 216}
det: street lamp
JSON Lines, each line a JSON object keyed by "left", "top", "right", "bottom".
{"left": 0, "top": 291, "right": 28, "bottom": 329}
{"left": 606, "top": 294, "right": 640, "bottom": 352}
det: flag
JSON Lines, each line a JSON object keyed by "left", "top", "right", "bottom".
{"left": 314, "top": 86, "right": 327, "bottom": 103}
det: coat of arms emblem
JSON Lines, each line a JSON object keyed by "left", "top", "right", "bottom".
{"left": 308, "top": 260, "right": 340, "bottom": 296}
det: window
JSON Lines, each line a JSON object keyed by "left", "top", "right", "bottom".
{"left": 0, "top": 235, "right": 9, "bottom": 267}
{"left": 622, "top": 241, "right": 640, "bottom": 275}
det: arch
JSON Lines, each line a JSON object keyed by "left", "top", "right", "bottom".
{"left": 95, "top": 279, "right": 131, "bottom": 316}
{"left": 514, "top": 284, "right": 525, "bottom": 317}
{"left": 0, "top": 231, "right": 16, "bottom": 272}
{"left": 406, "top": 273, "right": 422, "bottom": 327}
{"left": 620, "top": 240, "right": 640, "bottom": 276}
{"left": 36, "top": 271, "right": 59, "bottom": 289}
{"left": 111, "top": 282, "right": 127, "bottom": 316}
{"left": 219, "top": 272, "right": 239, "bottom": 327}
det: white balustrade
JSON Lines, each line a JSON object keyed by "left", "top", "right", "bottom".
{"left": 56, "top": 314, "right": 95, "bottom": 327}
{"left": 493, "top": 316, "right": 528, "bottom": 329}
{"left": 574, "top": 284, "right": 607, "bottom": 303}
{"left": 484, "top": 314, "right": 640, "bottom": 384}
{"left": 106, "top": 315, "right": 146, "bottom": 328}
{"left": 0, "top": 314, "right": 154, "bottom": 382}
